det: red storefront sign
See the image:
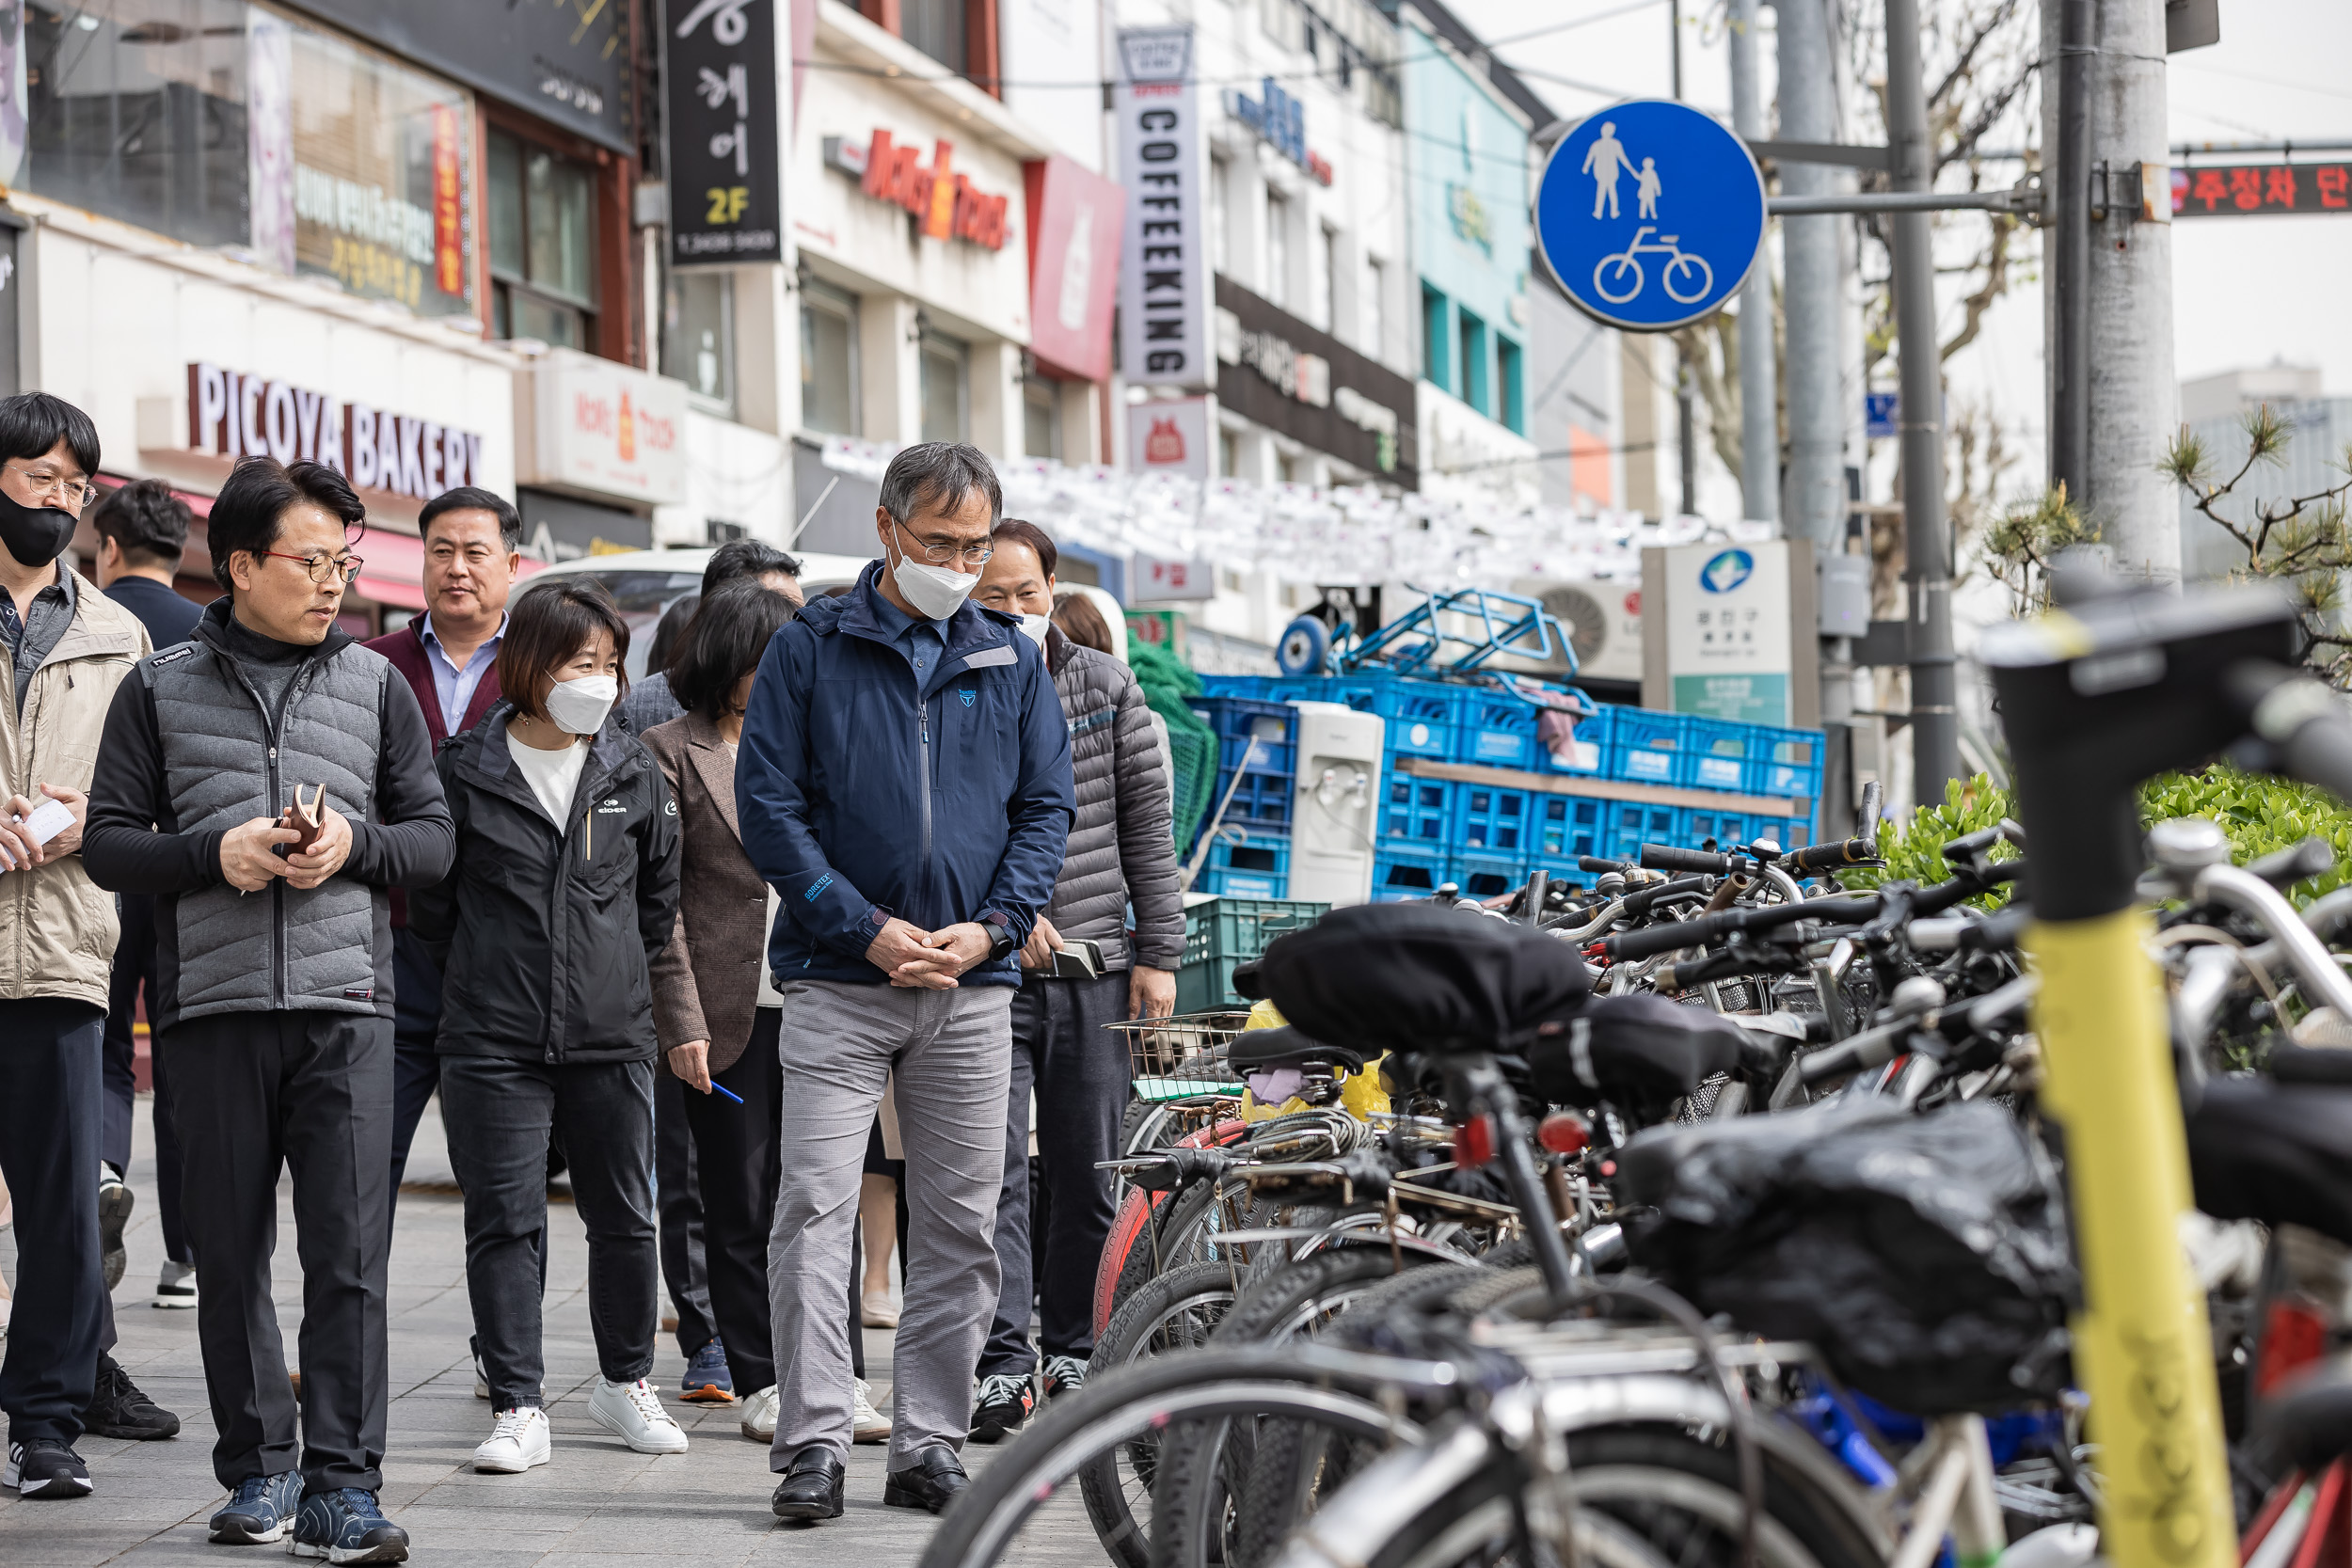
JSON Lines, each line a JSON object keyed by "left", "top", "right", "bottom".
{"left": 1024, "top": 154, "right": 1125, "bottom": 382}
{"left": 847, "top": 129, "right": 1009, "bottom": 249}
{"left": 2172, "top": 162, "right": 2352, "bottom": 217}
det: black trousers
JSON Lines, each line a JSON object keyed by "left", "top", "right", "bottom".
{"left": 979, "top": 971, "right": 1132, "bottom": 1376}
{"left": 386, "top": 928, "right": 441, "bottom": 1211}
{"left": 439, "top": 1054, "right": 658, "bottom": 1410}
{"left": 677, "top": 1011, "right": 866, "bottom": 1391}
{"left": 654, "top": 1065, "right": 719, "bottom": 1357}
{"left": 101, "top": 893, "right": 191, "bottom": 1262}
{"left": 0, "top": 998, "right": 114, "bottom": 1447}
{"left": 165, "top": 1010, "right": 392, "bottom": 1492}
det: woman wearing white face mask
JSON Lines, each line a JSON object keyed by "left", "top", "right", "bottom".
{"left": 409, "top": 578, "right": 688, "bottom": 1475}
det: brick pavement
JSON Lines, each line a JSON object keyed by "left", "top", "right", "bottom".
{"left": 0, "top": 1101, "right": 1104, "bottom": 1567}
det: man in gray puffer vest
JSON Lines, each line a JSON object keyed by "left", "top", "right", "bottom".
{"left": 85, "top": 456, "right": 453, "bottom": 1564}
{"left": 968, "top": 520, "right": 1183, "bottom": 1440}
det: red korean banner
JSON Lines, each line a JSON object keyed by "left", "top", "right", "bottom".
{"left": 2172, "top": 163, "right": 2352, "bottom": 217}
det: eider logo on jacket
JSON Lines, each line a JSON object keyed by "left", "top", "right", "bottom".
{"left": 959, "top": 689, "right": 975, "bottom": 707}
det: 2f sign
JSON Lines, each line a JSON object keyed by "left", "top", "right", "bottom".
{"left": 707, "top": 186, "right": 750, "bottom": 223}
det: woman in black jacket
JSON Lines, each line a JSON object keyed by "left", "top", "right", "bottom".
{"left": 410, "top": 578, "right": 685, "bottom": 1475}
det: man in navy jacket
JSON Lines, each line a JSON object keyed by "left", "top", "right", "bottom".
{"left": 737, "top": 442, "right": 1071, "bottom": 1523}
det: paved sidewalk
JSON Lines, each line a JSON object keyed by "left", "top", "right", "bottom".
{"left": 0, "top": 1101, "right": 1098, "bottom": 1566}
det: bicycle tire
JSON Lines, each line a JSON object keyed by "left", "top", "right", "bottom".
{"left": 1567, "top": 1426, "right": 1883, "bottom": 1568}
{"left": 918, "top": 1352, "right": 1423, "bottom": 1568}
{"left": 1079, "top": 1260, "right": 1244, "bottom": 1568}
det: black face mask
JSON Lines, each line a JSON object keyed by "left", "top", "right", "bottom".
{"left": 0, "top": 486, "right": 75, "bottom": 569}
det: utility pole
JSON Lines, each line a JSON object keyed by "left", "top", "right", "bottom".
{"left": 1883, "top": 0, "right": 1961, "bottom": 796}
{"left": 1671, "top": 0, "right": 1698, "bottom": 517}
{"left": 2048, "top": 0, "right": 2092, "bottom": 507}
{"left": 1728, "top": 0, "right": 1777, "bottom": 526}
{"left": 1776, "top": 0, "right": 1851, "bottom": 825}
{"left": 2087, "top": 0, "right": 2180, "bottom": 583}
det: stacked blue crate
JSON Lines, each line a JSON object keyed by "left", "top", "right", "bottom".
{"left": 1374, "top": 773, "right": 1453, "bottom": 901}
{"left": 1198, "top": 829, "right": 1291, "bottom": 899}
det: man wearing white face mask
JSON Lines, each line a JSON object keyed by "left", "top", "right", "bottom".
{"left": 737, "top": 442, "right": 1073, "bottom": 1521}
{"left": 410, "top": 578, "right": 687, "bottom": 1476}
{"left": 965, "top": 519, "right": 1181, "bottom": 1440}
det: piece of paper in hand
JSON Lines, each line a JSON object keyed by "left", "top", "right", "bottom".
{"left": 21, "top": 797, "right": 72, "bottom": 845}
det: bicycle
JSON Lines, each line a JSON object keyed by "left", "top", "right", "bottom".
{"left": 1593, "top": 227, "right": 1716, "bottom": 306}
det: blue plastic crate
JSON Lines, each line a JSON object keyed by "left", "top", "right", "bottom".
{"left": 1611, "top": 710, "right": 1696, "bottom": 786}
{"left": 1605, "top": 800, "right": 1682, "bottom": 864}
{"left": 1756, "top": 727, "right": 1824, "bottom": 800}
{"left": 1454, "top": 691, "right": 1538, "bottom": 769}
{"left": 1373, "top": 846, "right": 1448, "bottom": 901}
{"left": 1375, "top": 683, "right": 1456, "bottom": 758}
{"left": 1680, "top": 804, "right": 1758, "bottom": 851}
{"left": 1533, "top": 792, "right": 1609, "bottom": 864}
{"left": 1200, "top": 766, "right": 1294, "bottom": 835}
{"left": 1540, "top": 705, "right": 1612, "bottom": 776}
{"left": 1189, "top": 697, "right": 1296, "bottom": 778}
{"left": 1380, "top": 774, "right": 1454, "bottom": 849}
{"left": 1453, "top": 850, "right": 1524, "bottom": 900}
{"left": 1685, "top": 717, "right": 1758, "bottom": 794}
{"left": 1200, "top": 831, "right": 1290, "bottom": 900}
{"left": 1453, "top": 782, "right": 1535, "bottom": 856}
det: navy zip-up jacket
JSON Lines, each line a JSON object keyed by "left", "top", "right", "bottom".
{"left": 736, "top": 560, "right": 1074, "bottom": 987}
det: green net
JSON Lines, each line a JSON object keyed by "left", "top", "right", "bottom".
{"left": 1128, "top": 640, "right": 1216, "bottom": 851}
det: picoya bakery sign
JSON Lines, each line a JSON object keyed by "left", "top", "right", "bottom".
{"left": 821, "top": 130, "right": 1010, "bottom": 250}
{"left": 186, "top": 362, "right": 486, "bottom": 501}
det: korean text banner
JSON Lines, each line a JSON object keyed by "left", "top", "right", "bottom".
{"left": 666, "top": 0, "right": 784, "bottom": 266}
{"left": 1116, "top": 26, "right": 1211, "bottom": 389}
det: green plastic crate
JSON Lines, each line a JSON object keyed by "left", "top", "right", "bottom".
{"left": 1172, "top": 895, "right": 1328, "bottom": 1013}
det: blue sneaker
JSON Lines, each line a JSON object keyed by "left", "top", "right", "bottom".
{"left": 288, "top": 1488, "right": 408, "bottom": 1563}
{"left": 679, "top": 1338, "right": 734, "bottom": 1404}
{"left": 207, "top": 1470, "right": 302, "bottom": 1544}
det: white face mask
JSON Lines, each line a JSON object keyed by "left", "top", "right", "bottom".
{"left": 887, "top": 529, "right": 980, "bottom": 621}
{"left": 1018, "top": 612, "right": 1051, "bottom": 647}
{"left": 544, "top": 673, "right": 618, "bottom": 736}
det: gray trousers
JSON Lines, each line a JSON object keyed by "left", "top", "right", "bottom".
{"left": 767, "top": 979, "right": 1012, "bottom": 1468}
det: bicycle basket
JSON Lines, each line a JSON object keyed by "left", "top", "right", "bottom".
{"left": 1111, "top": 1009, "right": 1252, "bottom": 1101}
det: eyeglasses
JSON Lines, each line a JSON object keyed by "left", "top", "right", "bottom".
{"left": 893, "top": 518, "right": 993, "bottom": 568}
{"left": 6, "top": 466, "right": 98, "bottom": 514}
{"left": 260, "top": 549, "right": 365, "bottom": 585}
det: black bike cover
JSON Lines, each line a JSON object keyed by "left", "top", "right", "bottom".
{"left": 1255, "top": 904, "right": 1593, "bottom": 1054}
{"left": 1614, "top": 1098, "right": 2076, "bottom": 1412}
{"left": 1527, "top": 992, "right": 1747, "bottom": 1122}
{"left": 2187, "top": 1076, "right": 2352, "bottom": 1246}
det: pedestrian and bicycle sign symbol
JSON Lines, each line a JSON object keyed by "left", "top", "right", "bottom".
{"left": 1535, "top": 99, "right": 1767, "bottom": 332}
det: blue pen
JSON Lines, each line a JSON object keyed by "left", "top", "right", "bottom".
{"left": 709, "top": 1083, "right": 745, "bottom": 1105}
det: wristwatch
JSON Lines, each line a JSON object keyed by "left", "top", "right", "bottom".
{"left": 980, "top": 911, "right": 1018, "bottom": 961}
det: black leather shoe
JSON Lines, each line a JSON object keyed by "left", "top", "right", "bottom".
{"left": 883, "top": 1444, "right": 970, "bottom": 1514}
{"left": 771, "top": 1449, "right": 845, "bottom": 1522}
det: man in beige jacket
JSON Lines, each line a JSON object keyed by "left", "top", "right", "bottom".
{"left": 0, "top": 392, "right": 175, "bottom": 1500}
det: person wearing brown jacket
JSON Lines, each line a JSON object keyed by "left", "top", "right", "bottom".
{"left": 642, "top": 582, "right": 886, "bottom": 1450}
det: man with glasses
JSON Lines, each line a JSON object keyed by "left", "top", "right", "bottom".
{"left": 0, "top": 393, "right": 180, "bottom": 1501}
{"left": 738, "top": 441, "right": 1071, "bottom": 1522}
{"left": 86, "top": 456, "right": 454, "bottom": 1562}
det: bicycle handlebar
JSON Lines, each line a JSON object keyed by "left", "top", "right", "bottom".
{"left": 1784, "top": 838, "right": 1881, "bottom": 873}
{"left": 2232, "top": 660, "right": 2352, "bottom": 807}
{"left": 1578, "top": 855, "right": 1633, "bottom": 875}
{"left": 1600, "top": 894, "right": 1882, "bottom": 962}
{"left": 1639, "top": 843, "right": 1735, "bottom": 877}
{"left": 1619, "top": 875, "right": 1711, "bottom": 919}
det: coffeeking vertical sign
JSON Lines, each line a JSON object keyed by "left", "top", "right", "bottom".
{"left": 1116, "top": 26, "right": 1210, "bottom": 388}
{"left": 666, "top": 0, "right": 782, "bottom": 265}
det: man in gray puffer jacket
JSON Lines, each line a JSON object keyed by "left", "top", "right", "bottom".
{"left": 968, "top": 521, "right": 1183, "bottom": 1439}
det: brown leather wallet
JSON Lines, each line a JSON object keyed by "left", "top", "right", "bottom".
{"left": 278, "top": 784, "right": 328, "bottom": 858}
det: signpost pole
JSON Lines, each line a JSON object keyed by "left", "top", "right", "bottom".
{"left": 1728, "top": 0, "right": 1776, "bottom": 529}
{"left": 1670, "top": 0, "right": 1698, "bottom": 518}
{"left": 1883, "top": 0, "right": 1961, "bottom": 799}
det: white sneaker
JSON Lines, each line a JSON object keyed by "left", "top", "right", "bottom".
{"left": 739, "top": 1384, "right": 779, "bottom": 1443}
{"left": 588, "top": 1377, "right": 689, "bottom": 1454}
{"left": 473, "top": 1407, "right": 551, "bottom": 1474}
{"left": 852, "top": 1378, "right": 891, "bottom": 1445}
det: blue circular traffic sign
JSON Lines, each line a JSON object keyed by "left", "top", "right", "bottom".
{"left": 1534, "top": 100, "right": 1767, "bottom": 332}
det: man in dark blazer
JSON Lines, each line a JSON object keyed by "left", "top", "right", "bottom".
{"left": 362, "top": 487, "right": 515, "bottom": 1202}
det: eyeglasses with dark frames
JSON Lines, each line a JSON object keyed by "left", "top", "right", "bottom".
{"left": 259, "top": 549, "right": 365, "bottom": 585}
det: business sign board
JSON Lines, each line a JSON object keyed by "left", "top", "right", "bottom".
{"left": 1534, "top": 100, "right": 1767, "bottom": 333}
{"left": 665, "top": 0, "right": 783, "bottom": 265}
{"left": 1127, "top": 394, "right": 1212, "bottom": 480}
{"left": 2172, "top": 162, "right": 2352, "bottom": 217}
{"left": 522, "top": 349, "right": 688, "bottom": 508}
{"left": 822, "top": 132, "right": 1011, "bottom": 249}
{"left": 1133, "top": 553, "right": 1216, "bottom": 601}
{"left": 1025, "top": 154, "right": 1125, "bottom": 382}
{"left": 185, "top": 362, "right": 486, "bottom": 502}
{"left": 1115, "top": 26, "right": 1211, "bottom": 388}
{"left": 1215, "top": 277, "right": 1415, "bottom": 485}
{"left": 1654, "top": 539, "right": 1796, "bottom": 726}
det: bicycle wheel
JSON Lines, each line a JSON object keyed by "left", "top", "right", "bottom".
{"left": 1567, "top": 1427, "right": 1883, "bottom": 1568}
{"left": 1662, "top": 252, "right": 1715, "bottom": 304}
{"left": 1595, "top": 254, "right": 1645, "bottom": 305}
{"left": 919, "top": 1351, "right": 1424, "bottom": 1568}
{"left": 1079, "top": 1260, "right": 1243, "bottom": 1568}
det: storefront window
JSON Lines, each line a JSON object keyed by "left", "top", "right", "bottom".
{"left": 17, "top": 3, "right": 474, "bottom": 320}
{"left": 918, "top": 326, "right": 967, "bottom": 444}
{"left": 900, "top": 0, "right": 966, "bottom": 75}
{"left": 1024, "top": 378, "right": 1058, "bottom": 460}
{"left": 488, "top": 126, "right": 596, "bottom": 347}
{"left": 663, "top": 270, "right": 734, "bottom": 414}
{"left": 799, "top": 278, "right": 859, "bottom": 436}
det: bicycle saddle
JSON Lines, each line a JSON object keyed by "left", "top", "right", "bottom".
{"left": 2262, "top": 1354, "right": 2352, "bottom": 1473}
{"left": 1527, "top": 993, "right": 1748, "bottom": 1120}
{"left": 1256, "top": 903, "right": 1593, "bottom": 1055}
{"left": 2185, "top": 1076, "right": 2352, "bottom": 1247}
{"left": 1228, "top": 1024, "right": 1367, "bottom": 1074}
